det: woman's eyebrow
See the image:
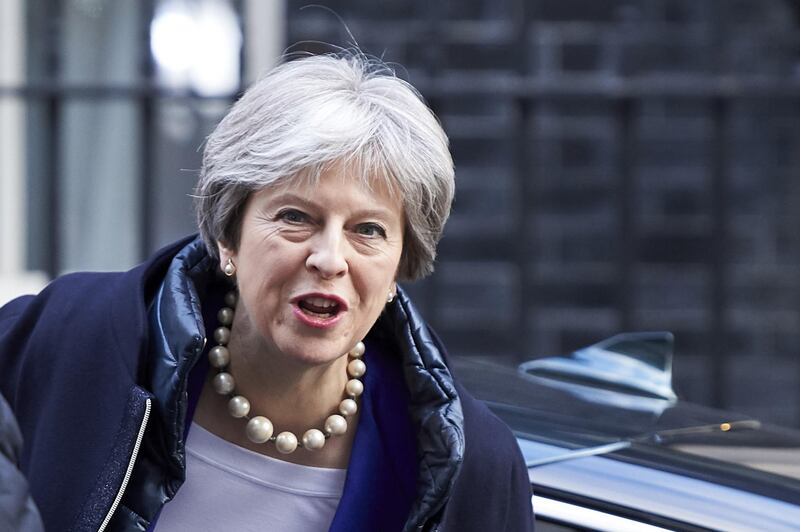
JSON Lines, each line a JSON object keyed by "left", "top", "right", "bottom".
{"left": 264, "top": 193, "right": 319, "bottom": 209}
{"left": 353, "top": 208, "right": 396, "bottom": 222}
{"left": 266, "top": 193, "right": 396, "bottom": 221}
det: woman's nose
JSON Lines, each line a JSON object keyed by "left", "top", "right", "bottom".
{"left": 305, "top": 229, "right": 348, "bottom": 279}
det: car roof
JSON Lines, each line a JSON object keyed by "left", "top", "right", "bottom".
{"left": 451, "top": 355, "right": 800, "bottom": 515}
{"left": 522, "top": 437, "right": 800, "bottom": 531}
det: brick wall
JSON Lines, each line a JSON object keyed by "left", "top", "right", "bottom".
{"left": 288, "top": 0, "right": 800, "bottom": 426}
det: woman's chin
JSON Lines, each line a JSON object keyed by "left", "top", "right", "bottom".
{"left": 270, "top": 331, "right": 355, "bottom": 368}
{"left": 281, "top": 346, "right": 350, "bottom": 369}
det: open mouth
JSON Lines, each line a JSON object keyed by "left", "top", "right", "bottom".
{"left": 297, "top": 296, "right": 342, "bottom": 319}
{"left": 291, "top": 293, "right": 348, "bottom": 328}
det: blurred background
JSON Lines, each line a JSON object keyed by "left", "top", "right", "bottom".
{"left": 1, "top": 0, "right": 799, "bottom": 427}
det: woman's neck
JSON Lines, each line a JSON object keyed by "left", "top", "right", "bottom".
{"left": 230, "top": 329, "right": 350, "bottom": 428}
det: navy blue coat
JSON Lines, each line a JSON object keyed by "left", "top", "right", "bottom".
{"left": 0, "top": 237, "right": 533, "bottom": 531}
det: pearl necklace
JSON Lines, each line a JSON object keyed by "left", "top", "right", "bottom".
{"left": 208, "top": 290, "right": 366, "bottom": 454}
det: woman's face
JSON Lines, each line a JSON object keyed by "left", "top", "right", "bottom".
{"left": 218, "top": 166, "right": 404, "bottom": 367}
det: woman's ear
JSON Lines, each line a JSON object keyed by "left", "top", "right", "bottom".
{"left": 217, "top": 241, "right": 236, "bottom": 274}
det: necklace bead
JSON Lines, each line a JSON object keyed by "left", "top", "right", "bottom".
{"left": 224, "top": 291, "right": 238, "bottom": 307}
{"left": 213, "top": 372, "right": 235, "bottom": 394}
{"left": 350, "top": 341, "right": 366, "bottom": 357}
{"left": 346, "top": 379, "right": 364, "bottom": 397}
{"left": 208, "top": 346, "right": 230, "bottom": 368}
{"left": 213, "top": 326, "right": 231, "bottom": 345}
{"left": 218, "top": 307, "right": 234, "bottom": 326}
{"left": 246, "top": 416, "right": 274, "bottom": 443}
{"left": 302, "top": 429, "right": 326, "bottom": 451}
{"left": 324, "top": 414, "right": 348, "bottom": 436}
{"left": 339, "top": 398, "right": 358, "bottom": 416}
{"left": 347, "top": 359, "right": 366, "bottom": 378}
{"left": 275, "top": 431, "right": 298, "bottom": 454}
{"left": 209, "top": 290, "right": 365, "bottom": 454}
{"left": 228, "top": 395, "right": 251, "bottom": 418}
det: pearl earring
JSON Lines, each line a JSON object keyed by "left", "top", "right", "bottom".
{"left": 387, "top": 291, "right": 395, "bottom": 303}
{"left": 223, "top": 258, "right": 236, "bottom": 277}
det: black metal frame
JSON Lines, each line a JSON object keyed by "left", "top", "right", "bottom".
{"left": 0, "top": 0, "right": 241, "bottom": 276}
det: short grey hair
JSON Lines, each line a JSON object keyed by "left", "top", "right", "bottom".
{"left": 194, "top": 52, "right": 455, "bottom": 281}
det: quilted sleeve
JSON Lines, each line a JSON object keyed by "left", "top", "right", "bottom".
{"left": 0, "top": 392, "right": 44, "bottom": 532}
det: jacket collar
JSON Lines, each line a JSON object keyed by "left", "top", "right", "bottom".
{"left": 146, "top": 237, "right": 465, "bottom": 528}
{"left": 384, "top": 289, "right": 465, "bottom": 530}
{"left": 147, "top": 237, "right": 214, "bottom": 474}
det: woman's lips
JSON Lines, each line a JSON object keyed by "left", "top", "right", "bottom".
{"left": 290, "top": 293, "right": 347, "bottom": 329}
{"left": 292, "top": 306, "right": 344, "bottom": 329}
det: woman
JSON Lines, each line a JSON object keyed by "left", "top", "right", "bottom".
{"left": 0, "top": 53, "right": 533, "bottom": 531}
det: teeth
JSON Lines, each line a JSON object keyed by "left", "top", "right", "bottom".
{"left": 304, "top": 297, "right": 337, "bottom": 309}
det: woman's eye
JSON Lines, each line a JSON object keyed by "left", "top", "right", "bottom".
{"left": 355, "top": 223, "right": 387, "bottom": 238}
{"left": 278, "top": 209, "right": 308, "bottom": 224}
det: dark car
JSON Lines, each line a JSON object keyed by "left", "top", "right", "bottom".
{"left": 452, "top": 332, "right": 800, "bottom": 531}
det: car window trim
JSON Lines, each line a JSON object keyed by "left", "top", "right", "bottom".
{"left": 533, "top": 495, "right": 673, "bottom": 532}
{"left": 531, "top": 484, "right": 713, "bottom": 532}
